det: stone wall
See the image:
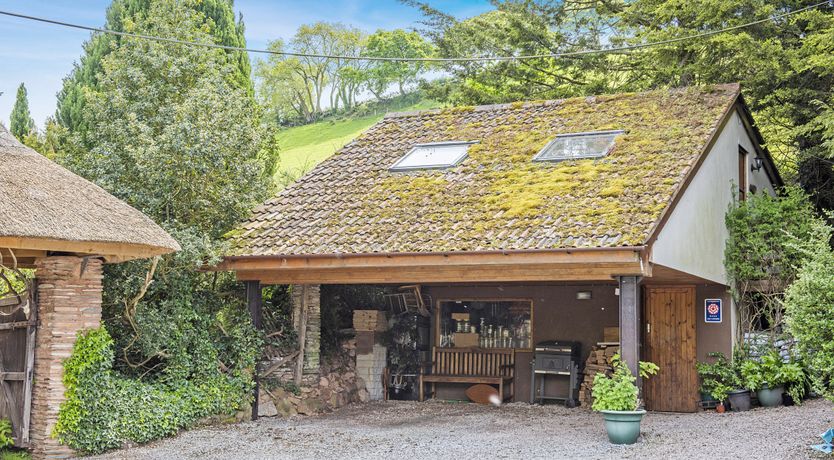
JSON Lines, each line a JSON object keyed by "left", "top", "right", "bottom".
{"left": 291, "top": 284, "right": 320, "bottom": 374}
{"left": 31, "top": 256, "right": 103, "bottom": 459}
{"left": 258, "top": 339, "right": 367, "bottom": 418}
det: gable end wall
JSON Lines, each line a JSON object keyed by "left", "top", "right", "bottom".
{"left": 650, "top": 109, "right": 776, "bottom": 284}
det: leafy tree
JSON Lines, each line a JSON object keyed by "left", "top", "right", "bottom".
{"left": 331, "top": 26, "right": 367, "bottom": 111}
{"left": 413, "top": 1, "right": 617, "bottom": 104}
{"left": 53, "top": 0, "right": 273, "bottom": 422}
{"left": 610, "top": 0, "right": 834, "bottom": 190}
{"left": 257, "top": 22, "right": 369, "bottom": 123}
{"left": 56, "top": 0, "right": 251, "bottom": 137}
{"left": 62, "top": 1, "right": 273, "bottom": 238}
{"left": 783, "top": 217, "right": 834, "bottom": 401}
{"left": 21, "top": 119, "right": 74, "bottom": 160}
{"left": 256, "top": 43, "right": 317, "bottom": 123}
{"left": 364, "top": 29, "right": 434, "bottom": 98}
{"left": 9, "top": 83, "right": 34, "bottom": 140}
{"left": 414, "top": 0, "right": 834, "bottom": 194}
{"left": 724, "top": 186, "right": 820, "bottom": 339}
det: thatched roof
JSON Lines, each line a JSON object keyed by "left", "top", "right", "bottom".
{"left": 229, "top": 84, "right": 740, "bottom": 257}
{"left": 0, "top": 125, "right": 180, "bottom": 262}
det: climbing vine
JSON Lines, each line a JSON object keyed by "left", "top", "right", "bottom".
{"left": 55, "top": 327, "right": 258, "bottom": 455}
{"left": 724, "top": 186, "right": 820, "bottom": 341}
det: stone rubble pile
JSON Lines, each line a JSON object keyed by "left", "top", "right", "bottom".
{"left": 258, "top": 338, "right": 368, "bottom": 418}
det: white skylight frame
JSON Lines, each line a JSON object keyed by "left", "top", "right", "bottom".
{"left": 533, "top": 130, "right": 625, "bottom": 162}
{"left": 389, "top": 141, "right": 476, "bottom": 171}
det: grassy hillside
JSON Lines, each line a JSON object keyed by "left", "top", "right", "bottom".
{"left": 275, "top": 98, "right": 440, "bottom": 186}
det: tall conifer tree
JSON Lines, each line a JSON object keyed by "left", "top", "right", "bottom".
{"left": 55, "top": 0, "right": 251, "bottom": 136}
{"left": 9, "top": 83, "right": 34, "bottom": 140}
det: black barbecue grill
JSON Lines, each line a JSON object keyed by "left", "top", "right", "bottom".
{"left": 530, "top": 340, "right": 581, "bottom": 407}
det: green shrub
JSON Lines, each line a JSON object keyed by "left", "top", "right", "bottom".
{"left": 784, "top": 219, "right": 834, "bottom": 401}
{"left": 55, "top": 328, "right": 254, "bottom": 454}
{"left": 739, "top": 349, "right": 807, "bottom": 403}
{"left": 591, "top": 355, "right": 658, "bottom": 412}
{"left": 724, "top": 186, "right": 820, "bottom": 339}
{"left": 0, "top": 419, "right": 13, "bottom": 450}
{"left": 696, "top": 352, "right": 739, "bottom": 401}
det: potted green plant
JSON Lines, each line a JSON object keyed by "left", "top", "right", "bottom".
{"left": 739, "top": 349, "right": 807, "bottom": 407}
{"left": 591, "top": 355, "right": 659, "bottom": 445}
{"left": 781, "top": 360, "right": 807, "bottom": 406}
{"left": 726, "top": 349, "right": 752, "bottom": 411}
{"left": 696, "top": 352, "right": 737, "bottom": 412}
{"left": 697, "top": 352, "right": 748, "bottom": 411}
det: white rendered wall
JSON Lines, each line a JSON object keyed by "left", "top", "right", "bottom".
{"left": 650, "top": 110, "right": 777, "bottom": 284}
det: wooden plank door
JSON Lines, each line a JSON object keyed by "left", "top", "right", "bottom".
{"left": 643, "top": 286, "right": 698, "bottom": 412}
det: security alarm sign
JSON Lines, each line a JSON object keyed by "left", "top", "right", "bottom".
{"left": 705, "top": 299, "right": 722, "bottom": 323}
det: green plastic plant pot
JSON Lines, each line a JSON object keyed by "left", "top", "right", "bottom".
{"left": 757, "top": 386, "right": 784, "bottom": 407}
{"left": 600, "top": 410, "right": 646, "bottom": 444}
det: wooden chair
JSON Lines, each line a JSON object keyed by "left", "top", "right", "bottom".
{"left": 418, "top": 347, "right": 515, "bottom": 402}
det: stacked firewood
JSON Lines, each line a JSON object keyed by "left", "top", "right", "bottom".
{"left": 578, "top": 344, "right": 619, "bottom": 407}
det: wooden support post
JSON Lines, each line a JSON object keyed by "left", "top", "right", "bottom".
{"left": 618, "top": 276, "right": 641, "bottom": 387}
{"left": 294, "top": 285, "right": 308, "bottom": 386}
{"left": 20, "top": 280, "right": 37, "bottom": 446}
{"left": 245, "top": 280, "right": 262, "bottom": 421}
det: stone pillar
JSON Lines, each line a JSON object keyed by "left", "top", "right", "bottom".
{"left": 31, "top": 256, "right": 103, "bottom": 459}
{"left": 355, "top": 344, "right": 387, "bottom": 401}
{"left": 291, "top": 284, "right": 320, "bottom": 378}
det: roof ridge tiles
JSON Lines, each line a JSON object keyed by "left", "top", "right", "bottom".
{"left": 384, "top": 99, "right": 565, "bottom": 119}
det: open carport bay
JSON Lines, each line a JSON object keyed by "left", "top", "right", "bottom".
{"left": 94, "top": 398, "right": 834, "bottom": 460}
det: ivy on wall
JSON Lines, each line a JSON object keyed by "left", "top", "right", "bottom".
{"left": 55, "top": 328, "right": 256, "bottom": 454}
{"left": 724, "top": 186, "right": 820, "bottom": 340}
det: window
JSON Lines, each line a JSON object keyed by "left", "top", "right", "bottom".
{"left": 437, "top": 300, "right": 532, "bottom": 350}
{"left": 390, "top": 141, "right": 474, "bottom": 171}
{"left": 738, "top": 146, "right": 749, "bottom": 201}
{"left": 533, "top": 130, "right": 624, "bottom": 162}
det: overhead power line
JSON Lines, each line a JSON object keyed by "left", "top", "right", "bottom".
{"left": 0, "top": 2, "right": 830, "bottom": 63}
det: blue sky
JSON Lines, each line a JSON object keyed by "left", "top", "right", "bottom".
{"left": 0, "top": 0, "right": 492, "bottom": 128}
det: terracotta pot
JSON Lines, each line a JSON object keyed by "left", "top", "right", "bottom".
{"left": 716, "top": 402, "right": 726, "bottom": 413}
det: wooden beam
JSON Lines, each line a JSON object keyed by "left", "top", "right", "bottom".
{"left": 294, "top": 285, "right": 308, "bottom": 387}
{"left": 0, "top": 372, "right": 25, "bottom": 381}
{"left": 0, "top": 248, "right": 46, "bottom": 261}
{"left": 618, "top": 275, "right": 641, "bottom": 387}
{"left": 219, "top": 248, "right": 643, "bottom": 272}
{"left": 236, "top": 262, "right": 644, "bottom": 285}
{"left": 0, "top": 236, "right": 175, "bottom": 262}
{"left": 0, "top": 321, "right": 30, "bottom": 331}
{"left": 245, "top": 280, "right": 262, "bottom": 421}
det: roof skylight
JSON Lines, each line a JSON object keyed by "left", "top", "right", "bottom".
{"left": 390, "top": 141, "right": 474, "bottom": 171}
{"left": 533, "top": 130, "right": 624, "bottom": 162}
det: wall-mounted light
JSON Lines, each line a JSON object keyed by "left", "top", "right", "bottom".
{"left": 576, "top": 291, "right": 592, "bottom": 300}
{"left": 751, "top": 156, "right": 764, "bottom": 172}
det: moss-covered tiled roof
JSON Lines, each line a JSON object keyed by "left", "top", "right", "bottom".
{"left": 229, "top": 84, "right": 740, "bottom": 257}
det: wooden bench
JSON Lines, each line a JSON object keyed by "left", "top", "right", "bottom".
{"left": 418, "top": 348, "right": 515, "bottom": 402}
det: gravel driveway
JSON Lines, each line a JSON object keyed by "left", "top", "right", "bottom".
{"left": 94, "top": 398, "right": 833, "bottom": 459}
